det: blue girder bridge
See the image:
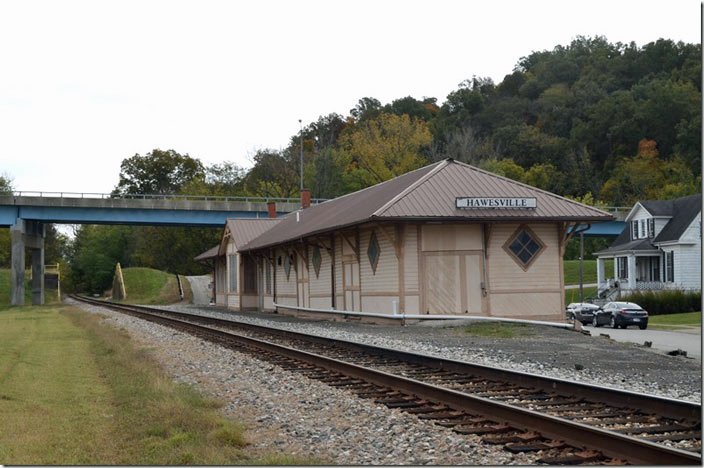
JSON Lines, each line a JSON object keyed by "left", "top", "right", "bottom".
{"left": 0, "top": 192, "right": 305, "bottom": 305}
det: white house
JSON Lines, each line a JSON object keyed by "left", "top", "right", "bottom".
{"left": 594, "top": 194, "right": 701, "bottom": 297}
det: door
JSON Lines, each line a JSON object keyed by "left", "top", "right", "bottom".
{"left": 343, "top": 259, "right": 360, "bottom": 311}
{"left": 297, "top": 251, "right": 309, "bottom": 308}
{"left": 423, "top": 252, "right": 482, "bottom": 315}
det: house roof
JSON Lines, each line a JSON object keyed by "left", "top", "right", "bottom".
{"left": 194, "top": 244, "right": 220, "bottom": 262}
{"left": 653, "top": 194, "right": 701, "bottom": 243}
{"left": 595, "top": 193, "right": 701, "bottom": 256}
{"left": 225, "top": 218, "right": 280, "bottom": 251}
{"left": 240, "top": 159, "right": 612, "bottom": 252}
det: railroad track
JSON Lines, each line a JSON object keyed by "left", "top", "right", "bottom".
{"left": 70, "top": 295, "right": 702, "bottom": 465}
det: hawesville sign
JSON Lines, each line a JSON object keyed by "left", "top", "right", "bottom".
{"left": 456, "top": 197, "right": 538, "bottom": 209}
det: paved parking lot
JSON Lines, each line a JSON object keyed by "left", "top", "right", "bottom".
{"left": 583, "top": 324, "right": 701, "bottom": 359}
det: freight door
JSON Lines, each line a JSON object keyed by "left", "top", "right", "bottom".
{"left": 422, "top": 252, "right": 482, "bottom": 315}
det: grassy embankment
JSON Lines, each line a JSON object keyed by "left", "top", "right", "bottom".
{"left": 647, "top": 311, "right": 701, "bottom": 330}
{"left": 0, "top": 304, "right": 317, "bottom": 465}
{"left": 563, "top": 259, "right": 613, "bottom": 285}
{"left": 117, "top": 267, "right": 191, "bottom": 305}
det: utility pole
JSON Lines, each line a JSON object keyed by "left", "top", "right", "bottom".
{"left": 579, "top": 231, "right": 584, "bottom": 302}
{"left": 299, "top": 119, "right": 303, "bottom": 192}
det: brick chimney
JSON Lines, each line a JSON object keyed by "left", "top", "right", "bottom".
{"left": 267, "top": 201, "right": 277, "bottom": 218}
{"left": 301, "top": 189, "right": 311, "bottom": 209}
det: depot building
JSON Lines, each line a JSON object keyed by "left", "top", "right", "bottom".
{"left": 196, "top": 159, "right": 612, "bottom": 322}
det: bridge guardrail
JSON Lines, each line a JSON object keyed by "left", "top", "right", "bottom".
{"left": 9, "top": 191, "right": 327, "bottom": 204}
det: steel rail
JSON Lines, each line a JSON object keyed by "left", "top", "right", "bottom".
{"left": 70, "top": 295, "right": 701, "bottom": 465}
{"left": 84, "top": 297, "right": 700, "bottom": 422}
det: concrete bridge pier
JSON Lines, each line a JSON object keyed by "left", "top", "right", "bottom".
{"left": 11, "top": 219, "right": 45, "bottom": 305}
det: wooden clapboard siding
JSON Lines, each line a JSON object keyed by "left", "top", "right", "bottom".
{"left": 491, "top": 291, "right": 562, "bottom": 320}
{"left": 334, "top": 234, "right": 344, "bottom": 306}
{"left": 275, "top": 248, "right": 297, "bottom": 298}
{"left": 361, "top": 295, "right": 397, "bottom": 314}
{"left": 403, "top": 224, "right": 419, "bottom": 292}
{"left": 309, "top": 242, "right": 332, "bottom": 298}
{"left": 488, "top": 223, "right": 560, "bottom": 290}
{"left": 421, "top": 224, "right": 482, "bottom": 251}
{"left": 359, "top": 227, "right": 399, "bottom": 293}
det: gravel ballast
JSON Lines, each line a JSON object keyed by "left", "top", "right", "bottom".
{"left": 68, "top": 299, "right": 701, "bottom": 465}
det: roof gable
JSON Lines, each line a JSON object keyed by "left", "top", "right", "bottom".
{"left": 653, "top": 194, "right": 701, "bottom": 243}
{"left": 226, "top": 218, "right": 280, "bottom": 250}
{"left": 376, "top": 160, "right": 612, "bottom": 220}
{"left": 240, "top": 159, "right": 612, "bottom": 252}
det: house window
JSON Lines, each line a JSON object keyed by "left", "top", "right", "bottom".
{"left": 503, "top": 226, "right": 545, "bottom": 270}
{"left": 648, "top": 218, "right": 655, "bottom": 238}
{"left": 228, "top": 254, "right": 237, "bottom": 292}
{"left": 631, "top": 221, "right": 638, "bottom": 240}
{"left": 312, "top": 245, "right": 322, "bottom": 278}
{"left": 265, "top": 261, "right": 272, "bottom": 294}
{"left": 617, "top": 257, "right": 628, "bottom": 279}
{"left": 650, "top": 257, "right": 660, "bottom": 282}
{"left": 666, "top": 251, "right": 674, "bottom": 282}
{"left": 639, "top": 219, "right": 646, "bottom": 238}
{"left": 367, "top": 231, "right": 380, "bottom": 273}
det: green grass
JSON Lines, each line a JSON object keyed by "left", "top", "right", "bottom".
{"left": 463, "top": 322, "right": 534, "bottom": 339}
{"left": 564, "top": 286, "right": 598, "bottom": 307}
{"left": 0, "top": 304, "right": 320, "bottom": 465}
{"left": 118, "top": 267, "right": 182, "bottom": 305}
{"left": 563, "top": 259, "right": 613, "bottom": 285}
{"left": 648, "top": 311, "right": 701, "bottom": 330}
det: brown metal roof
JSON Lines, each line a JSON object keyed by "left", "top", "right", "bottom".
{"left": 225, "top": 218, "right": 280, "bottom": 251}
{"left": 194, "top": 244, "right": 220, "bottom": 262}
{"left": 240, "top": 159, "right": 612, "bottom": 251}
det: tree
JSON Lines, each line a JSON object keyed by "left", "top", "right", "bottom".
{"left": 114, "top": 149, "right": 205, "bottom": 195}
{"left": 244, "top": 149, "right": 299, "bottom": 198}
{"left": 338, "top": 113, "right": 432, "bottom": 188}
{"left": 350, "top": 97, "right": 382, "bottom": 122}
{"left": 599, "top": 139, "right": 700, "bottom": 205}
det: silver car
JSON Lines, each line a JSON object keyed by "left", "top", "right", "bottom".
{"left": 566, "top": 302, "right": 600, "bottom": 325}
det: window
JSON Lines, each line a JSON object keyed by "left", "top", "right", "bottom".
{"left": 367, "top": 231, "right": 380, "bottom": 273}
{"left": 666, "top": 251, "right": 674, "bottom": 282}
{"left": 651, "top": 257, "right": 660, "bottom": 282}
{"left": 648, "top": 218, "right": 655, "bottom": 238}
{"left": 312, "top": 245, "right": 322, "bottom": 278}
{"left": 631, "top": 221, "right": 638, "bottom": 240}
{"left": 265, "top": 261, "right": 272, "bottom": 294}
{"left": 228, "top": 254, "right": 238, "bottom": 292}
{"left": 639, "top": 219, "right": 646, "bottom": 238}
{"left": 503, "top": 226, "right": 545, "bottom": 270}
{"left": 617, "top": 257, "right": 628, "bottom": 279}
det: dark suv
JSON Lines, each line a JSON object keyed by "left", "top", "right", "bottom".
{"left": 592, "top": 301, "right": 648, "bottom": 329}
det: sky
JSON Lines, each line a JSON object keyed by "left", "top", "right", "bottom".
{"left": 0, "top": 0, "right": 700, "bottom": 194}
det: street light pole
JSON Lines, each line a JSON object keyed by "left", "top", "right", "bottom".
{"left": 298, "top": 119, "right": 303, "bottom": 192}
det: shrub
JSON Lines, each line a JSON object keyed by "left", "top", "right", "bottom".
{"left": 620, "top": 290, "right": 702, "bottom": 316}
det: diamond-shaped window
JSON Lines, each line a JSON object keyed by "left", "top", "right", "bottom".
{"left": 312, "top": 245, "right": 322, "bottom": 278}
{"left": 504, "top": 226, "right": 545, "bottom": 270}
{"left": 367, "top": 231, "right": 380, "bottom": 273}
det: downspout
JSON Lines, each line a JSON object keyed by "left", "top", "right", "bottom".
{"left": 481, "top": 224, "right": 488, "bottom": 296}
{"left": 330, "top": 233, "right": 336, "bottom": 309}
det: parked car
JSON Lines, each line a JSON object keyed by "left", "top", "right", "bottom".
{"left": 566, "top": 302, "right": 600, "bottom": 324}
{"left": 592, "top": 301, "right": 649, "bottom": 329}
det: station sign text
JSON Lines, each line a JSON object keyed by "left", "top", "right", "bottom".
{"left": 456, "top": 197, "right": 537, "bottom": 209}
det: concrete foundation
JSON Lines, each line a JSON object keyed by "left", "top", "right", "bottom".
{"left": 10, "top": 219, "right": 45, "bottom": 306}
